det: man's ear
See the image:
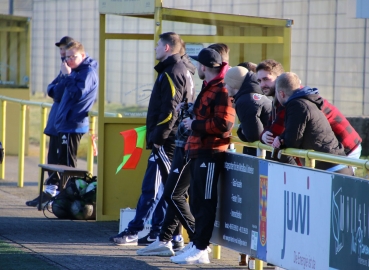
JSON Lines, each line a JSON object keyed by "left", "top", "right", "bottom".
{"left": 81, "top": 52, "right": 86, "bottom": 59}
{"left": 164, "top": 44, "right": 170, "bottom": 52}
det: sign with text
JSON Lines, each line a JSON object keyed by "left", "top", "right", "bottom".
{"left": 329, "top": 175, "right": 369, "bottom": 270}
{"left": 211, "top": 153, "right": 261, "bottom": 258}
{"left": 267, "top": 163, "right": 332, "bottom": 270}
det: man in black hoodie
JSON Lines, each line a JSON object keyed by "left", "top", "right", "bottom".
{"left": 224, "top": 66, "right": 272, "bottom": 156}
{"left": 272, "top": 72, "right": 353, "bottom": 175}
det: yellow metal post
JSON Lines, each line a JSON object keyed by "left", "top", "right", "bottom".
{"left": 213, "top": 245, "right": 221, "bottom": 259}
{"left": 305, "top": 152, "right": 315, "bottom": 169}
{"left": 18, "top": 104, "right": 26, "bottom": 187}
{"left": 87, "top": 115, "right": 96, "bottom": 174}
{"left": 255, "top": 259, "right": 263, "bottom": 270}
{"left": 153, "top": 0, "right": 162, "bottom": 73}
{"left": 96, "top": 13, "right": 106, "bottom": 220}
{"left": 38, "top": 106, "right": 48, "bottom": 189}
{"left": 0, "top": 100, "right": 6, "bottom": 179}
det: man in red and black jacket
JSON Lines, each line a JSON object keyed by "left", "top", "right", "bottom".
{"left": 170, "top": 48, "right": 235, "bottom": 265}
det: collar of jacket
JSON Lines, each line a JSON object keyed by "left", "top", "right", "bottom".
{"left": 154, "top": 54, "right": 181, "bottom": 73}
{"left": 72, "top": 56, "right": 98, "bottom": 72}
{"left": 233, "top": 72, "right": 263, "bottom": 101}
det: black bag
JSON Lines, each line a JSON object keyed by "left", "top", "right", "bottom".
{"left": 44, "top": 174, "right": 97, "bottom": 220}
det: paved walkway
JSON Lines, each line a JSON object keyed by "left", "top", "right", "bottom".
{"left": 0, "top": 153, "right": 275, "bottom": 270}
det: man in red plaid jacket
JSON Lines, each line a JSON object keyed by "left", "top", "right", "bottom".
{"left": 169, "top": 48, "right": 235, "bottom": 265}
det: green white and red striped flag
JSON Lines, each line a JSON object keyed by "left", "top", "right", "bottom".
{"left": 116, "top": 126, "right": 146, "bottom": 173}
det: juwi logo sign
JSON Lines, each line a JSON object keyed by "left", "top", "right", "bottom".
{"left": 281, "top": 173, "right": 310, "bottom": 259}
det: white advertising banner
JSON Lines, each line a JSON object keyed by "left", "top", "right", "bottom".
{"left": 267, "top": 162, "right": 332, "bottom": 270}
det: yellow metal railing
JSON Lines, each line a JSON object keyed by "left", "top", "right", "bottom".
{"left": 231, "top": 136, "right": 369, "bottom": 178}
{"left": 0, "top": 95, "right": 122, "bottom": 187}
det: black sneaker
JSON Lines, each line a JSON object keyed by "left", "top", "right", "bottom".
{"left": 113, "top": 229, "right": 138, "bottom": 246}
{"left": 109, "top": 228, "right": 136, "bottom": 243}
{"left": 138, "top": 231, "right": 159, "bottom": 246}
{"left": 25, "top": 192, "right": 52, "bottom": 207}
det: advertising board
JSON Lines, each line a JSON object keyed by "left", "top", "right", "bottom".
{"left": 267, "top": 163, "right": 332, "bottom": 270}
{"left": 329, "top": 175, "right": 369, "bottom": 270}
{"left": 211, "top": 153, "right": 261, "bottom": 257}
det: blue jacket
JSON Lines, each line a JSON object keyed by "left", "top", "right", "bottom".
{"left": 44, "top": 57, "right": 66, "bottom": 136}
{"left": 54, "top": 56, "right": 98, "bottom": 133}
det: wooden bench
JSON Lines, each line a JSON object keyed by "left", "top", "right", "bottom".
{"left": 37, "top": 164, "right": 89, "bottom": 211}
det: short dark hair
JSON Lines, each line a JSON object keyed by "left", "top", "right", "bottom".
{"left": 238, "top": 62, "right": 257, "bottom": 73}
{"left": 208, "top": 43, "right": 230, "bottom": 63}
{"left": 256, "top": 59, "right": 284, "bottom": 76}
{"left": 159, "top": 32, "right": 182, "bottom": 54}
{"left": 65, "top": 41, "right": 85, "bottom": 54}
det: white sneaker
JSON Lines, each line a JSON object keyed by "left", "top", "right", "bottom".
{"left": 174, "top": 242, "right": 212, "bottom": 256}
{"left": 174, "top": 241, "right": 193, "bottom": 256}
{"left": 136, "top": 238, "right": 174, "bottom": 256}
{"left": 172, "top": 247, "right": 210, "bottom": 264}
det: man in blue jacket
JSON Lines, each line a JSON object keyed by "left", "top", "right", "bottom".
{"left": 27, "top": 40, "right": 98, "bottom": 207}
{"left": 54, "top": 40, "right": 98, "bottom": 168}
{"left": 26, "top": 36, "right": 75, "bottom": 207}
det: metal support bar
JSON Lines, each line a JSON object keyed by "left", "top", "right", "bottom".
{"left": 18, "top": 104, "right": 26, "bottom": 187}
{"left": 38, "top": 106, "right": 48, "bottom": 190}
{"left": 0, "top": 100, "right": 6, "bottom": 179}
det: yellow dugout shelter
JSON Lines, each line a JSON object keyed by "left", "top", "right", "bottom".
{"left": 97, "top": 0, "right": 293, "bottom": 221}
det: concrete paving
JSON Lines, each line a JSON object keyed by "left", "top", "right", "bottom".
{"left": 0, "top": 152, "right": 280, "bottom": 269}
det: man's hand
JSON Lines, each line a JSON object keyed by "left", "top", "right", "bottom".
{"left": 182, "top": 117, "right": 193, "bottom": 131}
{"left": 175, "top": 102, "right": 184, "bottom": 112}
{"left": 261, "top": 131, "right": 275, "bottom": 146}
{"left": 272, "top": 136, "right": 281, "bottom": 148}
{"left": 61, "top": 61, "right": 71, "bottom": 75}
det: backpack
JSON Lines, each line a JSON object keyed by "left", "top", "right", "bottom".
{"left": 44, "top": 174, "right": 97, "bottom": 220}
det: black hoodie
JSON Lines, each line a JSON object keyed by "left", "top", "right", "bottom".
{"left": 234, "top": 72, "right": 272, "bottom": 142}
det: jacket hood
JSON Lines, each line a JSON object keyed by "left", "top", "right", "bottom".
{"left": 181, "top": 54, "right": 196, "bottom": 75}
{"left": 73, "top": 56, "right": 98, "bottom": 72}
{"left": 286, "top": 86, "right": 322, "bottom": 108}
{"left": 233, "top": 71, "right": 263, "bottom": 102}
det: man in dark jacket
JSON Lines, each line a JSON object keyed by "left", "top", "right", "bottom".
{"left": 111, "top": 32, "right": 193, "bottom": 247}
{"left": 272, "top": 72, "right": 353, "bottom": 175}
{"left": 224, "top": 66, "right": 271, "bottom": 155}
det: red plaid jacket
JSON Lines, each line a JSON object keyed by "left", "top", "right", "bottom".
{"left": 322, "top": 99, "right": 361, "bottom": 154}
{"left": 185, "top": 75, "right": 235, "bottom": 158}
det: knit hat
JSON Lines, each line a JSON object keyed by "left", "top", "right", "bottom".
{"left": 224, "top": 66, "right": 248, "bottom": 90}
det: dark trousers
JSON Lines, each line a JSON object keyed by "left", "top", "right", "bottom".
{"left": 47, "top": 135, "right": 59, "bottom": 177}
{"left": 148, "top": 142, "right": 180, "bottom": 234}
{"left": 189, "top": 152, "right": 225, "bottom": 250}
{"left": 159, "top": 147, "right": 194, "bottom": 242}
{"left": 128, "top": 154, "right": 166, "bottom": 233}
{"left": 129, "top": 142, "right": 179, "bottom": 235}
{"left": 57, "top": 133, "right": 83, "bottom": 167}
